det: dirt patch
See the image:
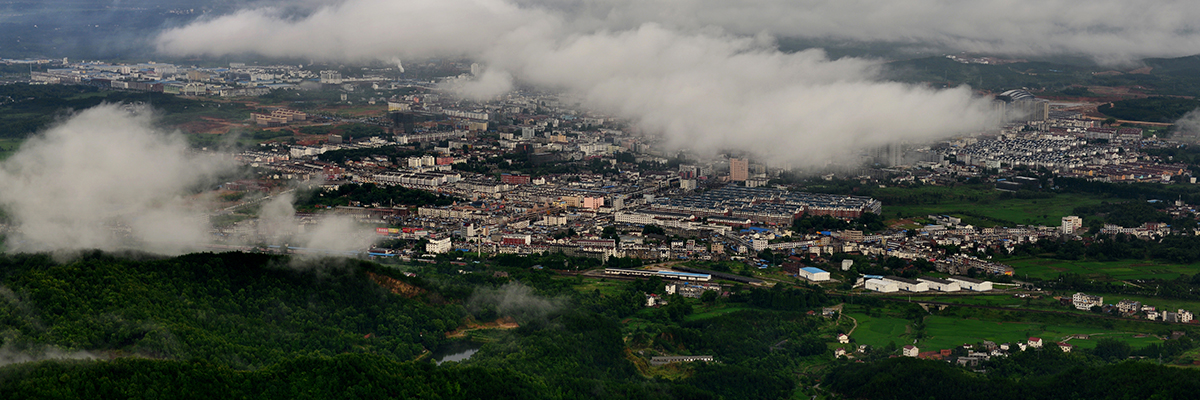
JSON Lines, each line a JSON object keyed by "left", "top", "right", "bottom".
{"left": 177, "top": 117, "right": 249, "bottom": 135}
{"left": 445, "top": 316, "right": 520, "bottom": 338}
{"left": 367, "top": 272, "right": 424, "bottom": 298}
{"left": 1128, "top": 67, "right": 1153, "bottom": 74}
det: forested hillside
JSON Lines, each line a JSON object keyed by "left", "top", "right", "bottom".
{"left": 0, "top": 252, "right": 812, "bottom": 399}
{"left": 0, "top": 252, "right": 461, "bottom": 367}
{"left": 4, "top": 251, "right": 1200, "bottom": 399}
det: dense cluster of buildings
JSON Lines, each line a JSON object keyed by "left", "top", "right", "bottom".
{"left": 25, "top": 57, "right": 1198, "bottom": 301}
{"left": 936, "top": 95, "right": 1191, "bottom": 184}
{"left": 29, "top": 59, "right": 318, "bottom": 96}
{"left": 1076, "top": 294, "right": 1197, "bottom": 323}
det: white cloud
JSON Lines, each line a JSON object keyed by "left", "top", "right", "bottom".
{"left": 0, "top": 104, "right": 232, "bottom": 254}
{"left": 156, "top": 0, "right": 1046, "bottom": 166}
{"left": 521, "top": 0, "right": 1200, "bottom": 63}
{"left": 255, "top": 192, "right": 379, "bottom": 253}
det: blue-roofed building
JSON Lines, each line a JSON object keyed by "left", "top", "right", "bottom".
{"left": 798, "top": 267, "right": 830, "bottom": 282}
{"left": 656, "top": 270, "right": 712, "bottom": 280}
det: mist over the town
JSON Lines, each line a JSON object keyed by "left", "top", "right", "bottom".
{"left": 151, "top": 0, "right": 1200, "bottom": 164}
{"left": 0, "top": 105, "right": 375, "bottom": 255}
{"left": 152, "top": 0, "right": 1002, "bottom": 166}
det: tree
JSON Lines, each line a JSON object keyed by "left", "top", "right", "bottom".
{"left": 1092, "top": 338, "right": 1132, "bottom": 362}
{"left": 663, "top": 295, "right": 693, "bottom": 322}
{"left": 642, "top": 225, "right": 665, "bottom": 235}
{"left": 600, "top": 226, "right": 619, "bottom": 243}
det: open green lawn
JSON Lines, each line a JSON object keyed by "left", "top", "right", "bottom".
{"left": 572, "top": 277, "right": 626, "bottom": 298}
{"left": 916, "top": 316, "right": 1164, "bottom": 351}
{"left": 908, "top": 294, "right": 1031, "bottom": 308}
{"left": 1005, "top": 258, "right": 1200, "bottom": 281}
{"left": 684, "top": 305, "right": 750, "bottom": 322}
{"left": 0, "top": 138, "right": 22, "bottom": 160}
{"left": 888, "top": 193, "right": 1105, "bottom": 227}
{"left": 842, "top": 301, "right": 1176, "bottom": 353}
{"left": 1066, "top": 334, "right": 1164, "bottom": 350}
{"left": 844, "top": 313, "right": 913, "bottom": 348}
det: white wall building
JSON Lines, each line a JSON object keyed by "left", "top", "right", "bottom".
{"left": 865, "top": 279, "right": 898, "bottom": 293}
{"left": 1072, "top": 292, "right": 1103, "bottom": 311}
{"left": 1178, "top": 309, "right": 1194, "bottom": 323}
{"left": 883, "top": 276, "right": 929, "bottom": 292}
{"left": 917, "top": 277, "right": 961, "bottom": 292}
{"left": 426, "top": 237, "right": 452, "bottom": 254}
{"left": 798, "top": 267, "right": 830, "bottom": 282}
{"left": 948, "top": 276, "right": 992, "bottom": 291}
{"left": 1061, "top": 215, "right": 1084, "bottom": 235}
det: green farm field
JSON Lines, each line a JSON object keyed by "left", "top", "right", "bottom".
{"left": 907, "top": 294, "right": 1031, "bottom": 308}
{"left": 843, "top": 312, "right": 913, "bottom": 348}
{"left": 918, "top": 316, "right": 1163, "bottom": 351}
{"left": 886, "top": 192, "right": 1105, "bottom": 227}
{"left": 1005, "top": 258, "right": 1200, "bottom": 281}
{"left": 684, "top": 305, "right": 751, "bottom": 322}
{"left": 0, "top": 138, "right": 20, "bottom": 160}
{"left": 573, "top": 277, "right": 626, "bottom": 298}
{"left": 1066, "top": 334, "right": 1164, "bottom": 350}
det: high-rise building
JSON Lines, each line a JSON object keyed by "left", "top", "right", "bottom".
{"left": 1061, "top": 216, "right": 1083, "bottom": 234}
{"left": 426, "top": 237, "right": 452, "bottom": 254}
{"left": 730, "top": 158, "right": 748, "bottom": 182}
{"left": 995, "top": 89, "right": 1049, "bottom": 122}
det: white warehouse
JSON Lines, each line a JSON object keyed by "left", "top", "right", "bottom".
{"left": 865, "top": 279, "right": 899, "bottom": 293}
{"left": 917, "top": 277, "right": 961, "bottom": 292}
{"left": 798, "top": 267, "right": 830, "bottom": 282}
{"left": 948, "top": 276, "right": 993, "bottom": 291}
{"left": 883, "top": 276, "right": 929, "bottom": 292}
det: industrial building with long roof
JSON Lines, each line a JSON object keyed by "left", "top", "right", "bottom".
{"left": 648, "top": 185, "right": 881, "bottom": 225}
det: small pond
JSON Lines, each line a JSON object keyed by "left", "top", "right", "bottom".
{"left": 432, "top": 341, "right": 481, "bottom": 365}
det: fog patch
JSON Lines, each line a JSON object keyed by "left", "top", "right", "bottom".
{"left": 0, "top": 343, "right": 98, "bottom": 367}
{"left": 156, "top": 0, "right": 1006, "bottom": 168}
{"left": 254, "top": 192, "right": 380, "bottom": 256}
{"left": 467, "top": 283, "right": 565, "bottom": 323}
{"left": 1171, "top": 109, "right": 1200, "bottom": 143}
{"left": 0, "top": 104, "right": 233, "bottom": 255}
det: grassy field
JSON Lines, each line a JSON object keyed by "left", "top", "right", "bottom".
{"left": 1066, "top": 334, "right": 1164, "bottom": 350}
{"left": 844, "top": 312, "right": 913, "bottom": 348}
{"left": 887, "top": 193, "right": 1106, "bottom": 227}
{"left": 573, "top": 277, "right": 627, "bottom": 298}
{"left": 1005, "top": 258, "right": 1200, "bottom": 281}
{"left": 917, "top": 316, "right": 1164, "bottom": 351}
{"left": 921, "top": 316, "right": 1083, "bottom": 350}
{"left": 907, "top": 294, "right": 1032, "bottom": 308}
{"left": 0, "top": 138, "right": 21, "bottom": 160}
{"left": 683, "top": 305, "right": 751, "bottom": 322}
{"left": 840, "top": 296, "right": 1185, "bottom": 353}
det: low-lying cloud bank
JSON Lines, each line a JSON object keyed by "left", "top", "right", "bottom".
{"left": 156, "top": 0, "right": 1015, "bottom": 167}
{"left": 0, "top": 105, "right": 228, "bottom": 254}
{"left": 0, "top": 105, "right": 377, "bottom": 255}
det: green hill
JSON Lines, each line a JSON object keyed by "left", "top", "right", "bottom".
{"left": 0, "top": 252, "right": 461, "bottom": 367}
